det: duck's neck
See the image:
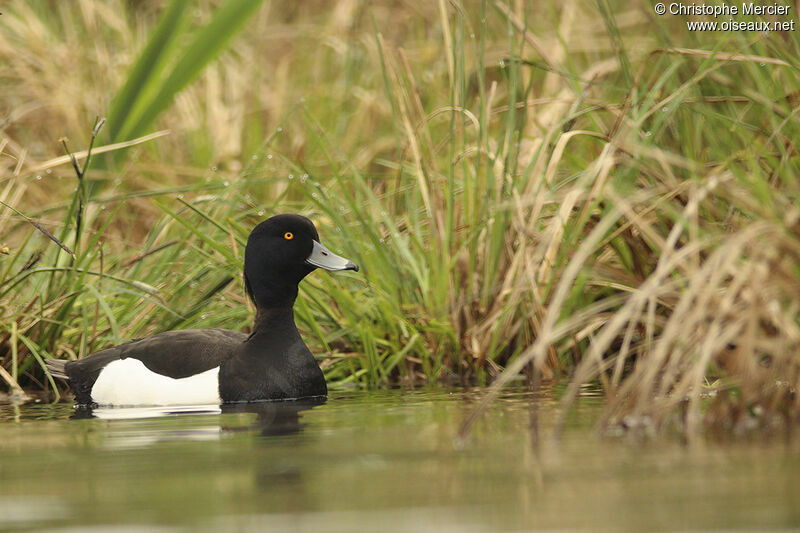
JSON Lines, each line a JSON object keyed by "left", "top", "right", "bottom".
{"left": 248, "top": 277, "right": 299, "bottom": 310}
{"left": 248, "top": 306, "right": 299, "bottom": 342}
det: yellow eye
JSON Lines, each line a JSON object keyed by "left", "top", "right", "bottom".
{"left": 284, "top": 232, "right": 294, "bottom": 240}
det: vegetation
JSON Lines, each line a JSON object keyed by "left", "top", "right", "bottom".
{"left": 1, "top": 0, "right": 799, "bottom": 436}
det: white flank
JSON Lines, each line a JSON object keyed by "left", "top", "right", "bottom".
{"left": 91, "top": 359, "right": 221, "bottom": 406}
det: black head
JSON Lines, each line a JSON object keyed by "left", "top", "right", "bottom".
{"left": 244, "top": 214, "right": 358, "bottom": 308}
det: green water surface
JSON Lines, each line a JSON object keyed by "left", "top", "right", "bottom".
{"left": 1, "top": 388, "right": 799, "bottom": 532}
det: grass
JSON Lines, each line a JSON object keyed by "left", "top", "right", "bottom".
{"left": 1, "top": 0, "right": 799, "bottom": 437}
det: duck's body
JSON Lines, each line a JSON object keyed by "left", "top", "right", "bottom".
{"left": 45, "top": 214, "right": 357, "bottom": 407}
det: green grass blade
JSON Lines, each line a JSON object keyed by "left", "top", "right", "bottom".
{"left": 116, "top": 0, "right": 265, "bottom": 142}
{"left": 108, "top": 0, "right": 190, "bottom": 142}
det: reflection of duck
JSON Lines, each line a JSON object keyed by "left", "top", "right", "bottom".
{"left": 68, "top": 399, "right": 325, "bottom": 448}
{"left": 70, "top": 403, "right": 222, "bottom": 420}
{"left": 45, "top": 215, "right": 358, "bottom": 406}
{"left": 221, "top": 397, "right": 326, "bottom": 437}
{"left": 70, "top": 399, "right": 325, "bottom": 434}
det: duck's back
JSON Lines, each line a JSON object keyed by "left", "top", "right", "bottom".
{"left": 47, "top": 328, "right": 246, "bottom": 405}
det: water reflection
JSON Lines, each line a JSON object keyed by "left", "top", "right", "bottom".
{"left": 221, "top": 397, "right": 326, "bottom": 437}
{"left": 72, "top": 403, "right": 223, "bottom": 420}
{"left": 68, "top": 397, "right": 326, "bottom": 441}
{"left": 2, "top": 390, "right": 799, "bottom": 532}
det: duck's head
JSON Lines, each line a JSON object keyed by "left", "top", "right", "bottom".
{"left": 244, "top": 214, "right": 358, "bottom": 308}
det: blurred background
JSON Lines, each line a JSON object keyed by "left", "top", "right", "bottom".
{"left": 1, "top": 0, "right": 799, "bottom": 433}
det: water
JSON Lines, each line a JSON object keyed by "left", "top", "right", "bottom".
{"left": 1, "top": 388, "right": 799, "bottom": 532}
